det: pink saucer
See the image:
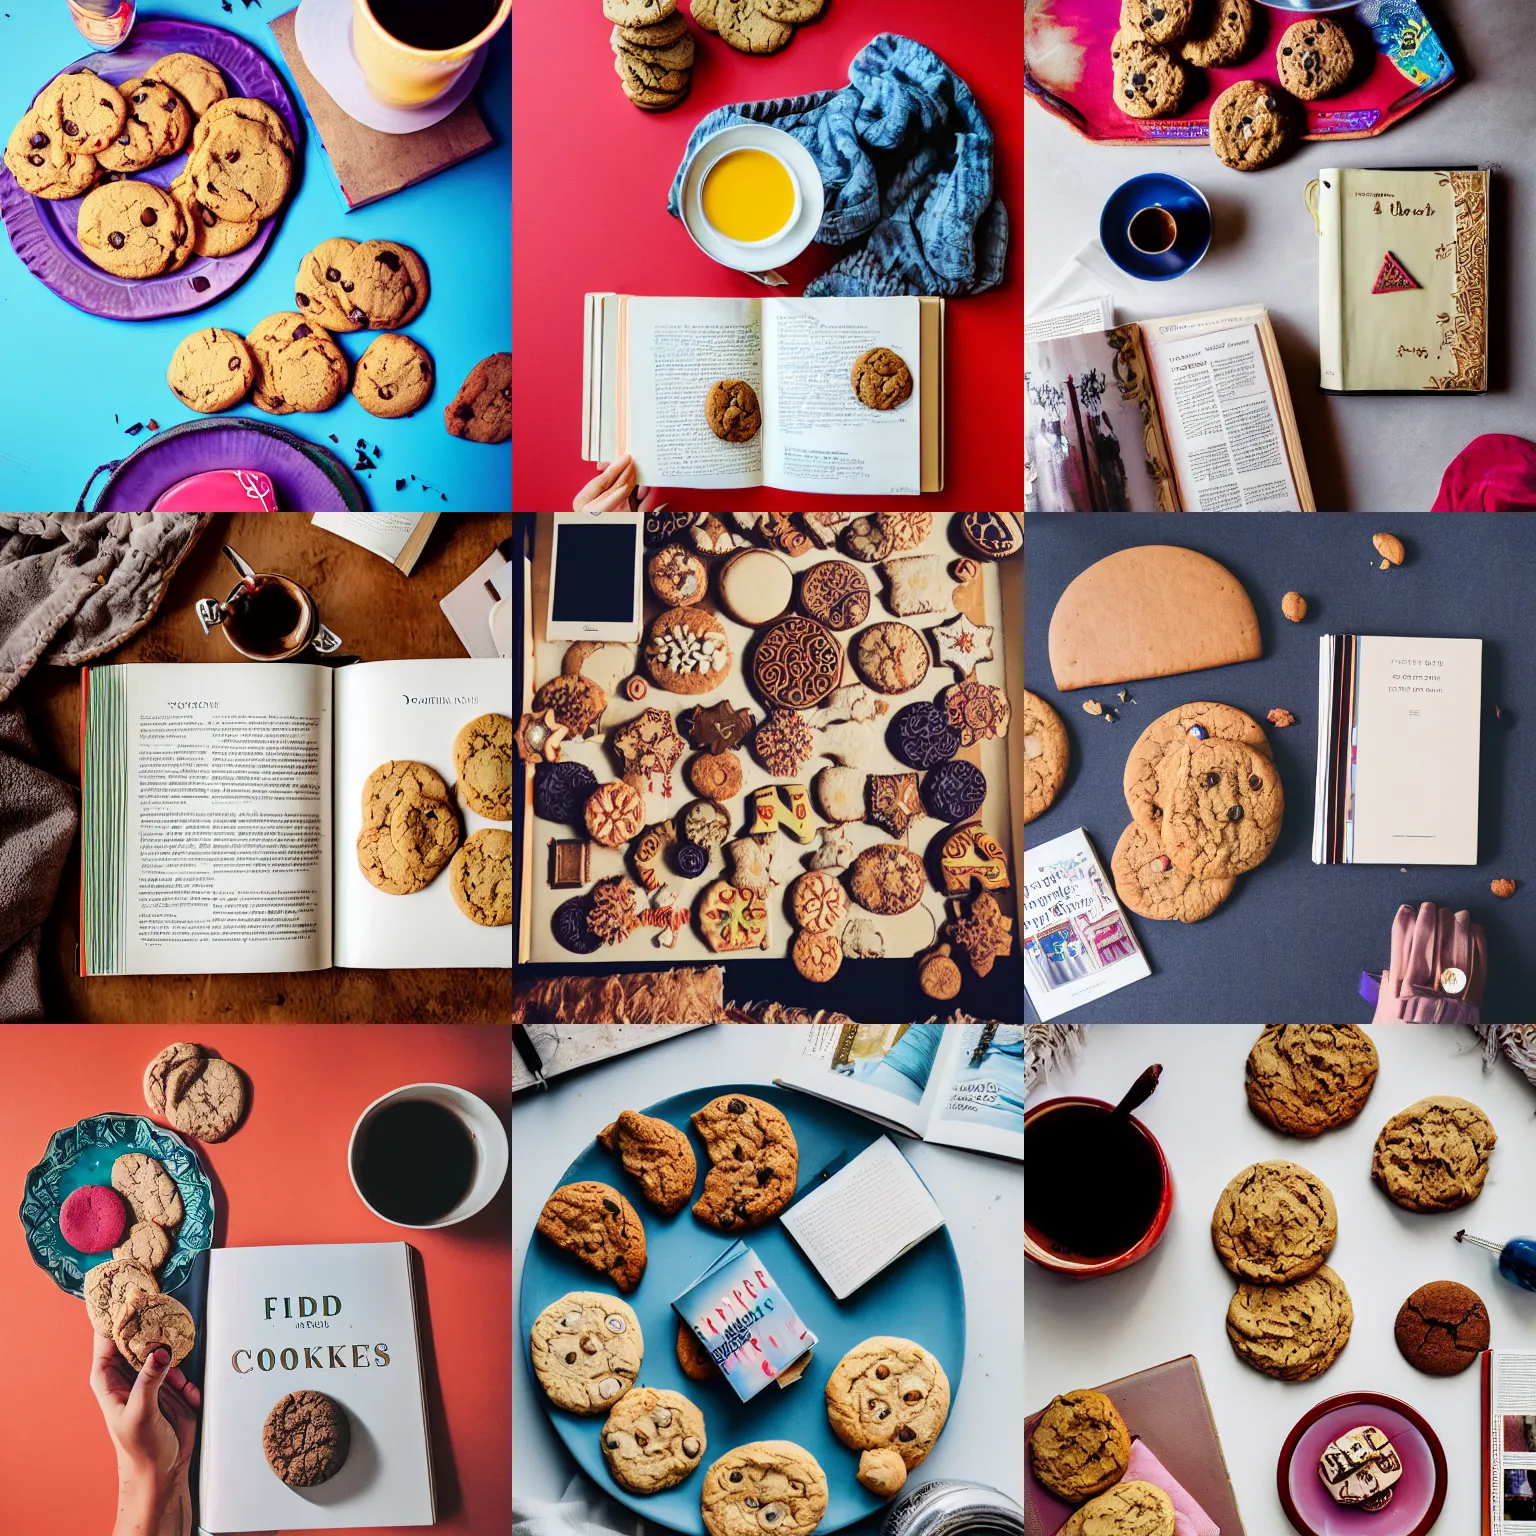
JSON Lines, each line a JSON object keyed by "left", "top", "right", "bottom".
{"left": 151, "top": 470, "right": 279, "bottom": 511}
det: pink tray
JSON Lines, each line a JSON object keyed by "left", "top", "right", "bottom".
{"left": 1024, "top": 0, "right": 1456, "bottom": 144}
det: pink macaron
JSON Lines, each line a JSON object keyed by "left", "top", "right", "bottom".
{"left": 59, "top": 1185, "right": 128, "bottom": 1253}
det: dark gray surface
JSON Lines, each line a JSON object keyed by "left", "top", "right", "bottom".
{"left": 1026, "top": 514, "right": 1536, "bottom": 1022}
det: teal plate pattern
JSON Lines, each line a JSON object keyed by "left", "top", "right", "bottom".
{"left": 518, "top": 1083, "right": 966, "bottom": 1536}
{"left": 20, "top": 1114, "right": 214, "bottom": 1299}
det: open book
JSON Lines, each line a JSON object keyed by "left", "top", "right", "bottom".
{"left": 79, "top": 658, "right": 510, "bottom": 975}
{"left": 776, "top": 1023, "right": 1022, "bottom": 1161}
{"left": 199, "top": 1242, "right": 434, "bottom": 1532}
{"left": 1026, "top": 304, "right": 1314, "bottom": 511}
{"left": 310, "top": 514, "right": 439, "bottom": 574}
{"left": 582, "top": 293, "right": 945, "bottom": 494}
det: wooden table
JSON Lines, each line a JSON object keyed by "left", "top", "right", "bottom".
{"left": 16, "top": 512, "right": 512, "bottom": 1023}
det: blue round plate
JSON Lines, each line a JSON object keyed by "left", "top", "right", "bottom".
{"left": 519, "top": 1083, "right": 966, "bottom": 1536}
{"left": 1100, "top": 173, "right": 1213, "bottom": 282}
{"left": 19, "top": 1114, "right": 215, "bottom": 1299}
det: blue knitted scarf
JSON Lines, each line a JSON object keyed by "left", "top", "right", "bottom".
{"left": 668, "top": 33, "right": 1009, "bottom": 299}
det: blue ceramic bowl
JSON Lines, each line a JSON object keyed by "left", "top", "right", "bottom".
{"left": 20, "top": 1114, "right": 214, "bottom": 1299}
{"left": 519, "top": 1083, "right": 967, "bottom": 1535}
{"left": 1100, "top": 173, "right": 1213, "bottom": 282}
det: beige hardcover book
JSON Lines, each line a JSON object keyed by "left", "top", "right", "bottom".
{"left": 1027, "top": 305, "right": 1314, "bottom": 512}
{"left": 1312, "top": 167, "right": 1490, "bottom": 393}
{"left": 580, "top": 293, "right": 944, "bottom": 494}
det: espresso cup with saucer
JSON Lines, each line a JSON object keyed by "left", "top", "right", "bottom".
{"left": 1100, "top": 172, "right": 1213, "bottom": 281}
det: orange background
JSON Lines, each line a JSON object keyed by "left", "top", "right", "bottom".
{"left": 0, "top": 1025, "right": 511, "bottom": 1535}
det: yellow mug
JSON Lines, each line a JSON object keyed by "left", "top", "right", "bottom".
{"left": 351, "top": 0, "right": 511, "bottom": 108}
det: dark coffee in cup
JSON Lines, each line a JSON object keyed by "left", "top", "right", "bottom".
{"left": 1128, "top": 205, "right": 1178, "bottom": 255}
{"left": 225, "top": 576, "right": 309, "bottom": 658}
{"left": 355, "top": 1099, "right": 478, "bottom": 1225}
{"left": 366, "top": 0, "right": 501, "bottom": 51}
{"left": 1026, "top": 1103, "right": 1164, "bottom": 1259}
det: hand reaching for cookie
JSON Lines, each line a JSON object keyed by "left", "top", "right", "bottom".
{"left": 574, "top": 455, "right": 669, "bottom": 513}
{"left": 90, "top": 1331, "right": 200, "bottom": 1536}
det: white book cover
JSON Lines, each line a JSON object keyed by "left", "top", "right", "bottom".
{"left": 1024, "top": 828, "right": 1150, "bottom": 1020}
{"left": 1333, "top": 635, "right": 1481, "bottom": 865}
{"left": 197, "top": 1243, "right": 435, "bottom": 1533}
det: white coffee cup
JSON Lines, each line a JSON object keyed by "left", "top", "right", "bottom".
{"left": 348, "top": 1083, "right": 507, "bottom": 1229}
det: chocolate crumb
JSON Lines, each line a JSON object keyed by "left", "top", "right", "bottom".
{"left": 328, "top": 434, "right": 338, "bottom": 443}
{"left": 354, "top": 453, "right": 376, "bottom": 471}
{"left": 395, "top": 479, "right": 406, "bottom": 491}
{"left": 146, "top": 419, "right": 158, "bottom": 432}
{"left": 190, "top": 275, "right": 210, "bottom": 292}
{"left": 125, "top": 422, "right": 144, "bottom": 436}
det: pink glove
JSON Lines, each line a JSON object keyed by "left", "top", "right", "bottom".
{"left": 1372, "top": 901, "right": 1486, "bottom": 1023}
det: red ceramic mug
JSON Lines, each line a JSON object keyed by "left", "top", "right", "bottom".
{"left": 1025, "top": 1095, "right": 1173, "bottom": 1277}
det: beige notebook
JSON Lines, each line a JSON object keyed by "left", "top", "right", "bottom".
{"left": 582, "top": 292, "right": 945, "bottom": 494}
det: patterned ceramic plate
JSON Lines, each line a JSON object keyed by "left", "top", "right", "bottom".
{"left": 19, "top": 1114, "right": 214, "bottom": 1299}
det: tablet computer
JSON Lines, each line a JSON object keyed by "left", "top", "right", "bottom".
{"left": 545, "top": 511, "right": 644, "bottom": 643}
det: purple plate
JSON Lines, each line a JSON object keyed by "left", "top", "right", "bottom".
{"left": 79, "top": 418, "right": 367, "bottom": 510}
{"left": 0, "top": 17, "right": 301, "bottom": 320}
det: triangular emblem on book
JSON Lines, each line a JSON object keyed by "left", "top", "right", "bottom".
{"left": 1373, "top": 251, "right": 1422, "bottom": 294}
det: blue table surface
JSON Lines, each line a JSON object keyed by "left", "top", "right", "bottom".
{"left": 1027, "top": 514, "right": 1536, "bottom": 1024}
{"left": 0, "top": 2, "right": 509, "bottom": 511}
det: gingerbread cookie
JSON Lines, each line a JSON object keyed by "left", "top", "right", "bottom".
{"left": 690, "top": 1093, "right": 799, "bottom": 1230}
{"left": 850, "top": 348, "right": 913, "bottom": 410}
{"left": 937, "top": 821, "right": 1010, "bottom": 895}
{"left": 598, "top": 1110, "right": 697, "bottom": 1216}
{"left": 84, "top": 1258, "right": 159, "bottom": 1338}
{"left": 958, "top": 512, "right": 1022, "bottom": 561}
{"left": 752, "top": 616, "right": 844, "bottom": 710}
{"left": 799, "top": 561, "right": 871, "bottom": 631}
{"left": 263, "top": 1390, "right": 349, "bottom": 1487}
{"left": 752, "top": 707, "right": 816, "bottom": 777}
{"left": 113, "top": 1221, "right": 171, "bottom": 1272}
{"left": 869, "top": 772, "right": 925, "bottom": 837}
{"left": 111, "top": 1153, "right": 183, "bottom": 1229}
{"left": 530, "top": 1289, "right": 644, "bottom": 1412}
{"left": 706, "top": 379, "right": 762, "bottom": 442}
{"left": 947, "top": 891, "right": 1014, "bottom": 977}
{"left": 843, "top": 513, "right": 932, "bottom": 563}
{"left": 165, "top": 1055, "right": 246, "bottom": 1141}
{"left": 535, "top": 1181, "right": 647, "bottom": 1293}
{"left": 113, "top": 1284, "right": 195, "bottom": 1369}
{"left": 690, "top": 751, "right": 743, "bottom": 803}
{"left": 1394, "top": 1280, "right": 1489, "bottom": 1377}
{"left": 792, "top": 929, "right": 843, "bottom": 983}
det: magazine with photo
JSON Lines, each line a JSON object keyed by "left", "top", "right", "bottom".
{"left": 1484, "top": 1350, "right": 1536, "bottom": 1533}
{"left": 775, "top": 1023, "right": 1022, "bottom": 1161}
{"left": 1024, "top": 828, "right": 1150, "bottom": 1020}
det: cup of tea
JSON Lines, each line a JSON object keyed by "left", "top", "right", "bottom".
{"left": 351, "top": 0, "right": 511, "bottom": 108}
{"left": 1127, "top": 204, "right": 1178, "bottom": 255}
{"left": 196, "top": 573, "right": 342, "bottom": 660}
{"left": 1025, "top": 1096, "right": 1172, "bottom": 1276}
{"left": 698, "top": 146, "right": 803, "bottom": 249}
{"left": 349, "top": 1083, "right": 508, "bottom": 1230}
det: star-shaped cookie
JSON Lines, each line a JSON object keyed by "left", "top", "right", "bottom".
{"left": 947, "top": 892, "right": 1015, "bottom": 978}
{"left": 931, "top": 612, "right": 996, "bottom": 676}
{"left": 611, "top": 708, "right": 685, "bottom": 796}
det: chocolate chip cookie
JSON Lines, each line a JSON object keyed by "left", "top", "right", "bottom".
{"left": 263, "top": 1391, "right": 349, "bottom": 1486}
{"left": 603, "top": 0, "right": 678, "bottom": 23}
{"left": 1110, "top": 31, "right": 1186, "bottom": 118}
{"left": 1112, "top": 819, "right": 1234, "bottom": 923}
{"left": 352, "top": 333, "right": 434, "bottom": 418}
{"left": 1123, "top": 702, "right": 1270, "bottom": 833}
{"left": 1245, "top": 1025, "right": 1379, "bottom": 1137}
{"left": 1211, "top": 1159, "right": 1337, "bottom": 1283}
{"left": 168, "top": 171, "right": 260, "bottom": 258}
{"left": 96, "top": 78, "right": 191, "bottom": 174}
{"left": 187, "top": 110, "right": 292, "bottom": 223}
{"left": 113, "top": 1284, "right": 196, "bottom": 1369}
{"left": 1061, "top": 1482, "right": 1175, "bottom": 1536}
{"left": 294, "top": 236, "right": 365, "bottom": 330}
{"left": 1155, "top": 736, "right": 1283, "bottom": 879}
{"left": 1022, "top": 688, "right": 1068, "bottom": 825}
{"left": 167, "top": 328, "right": 255, "bottom": 413}
{"left": 1209, "top": 79, "right": 1291, "bottom": 170}
{"left": 77, "top": 181, "right": 185, "bottom": 279}
{"left": 165, "top": 1054, "right": 246, "bottom": 1141}
{"left": 536, "top": 1181, "right": 648, "bottom": 1292}
{"left": 111, "top": 1153, "right": 184, "bottom": 1229}
{"left": 602, "top": 1386, "right": 707, "bottom": 1493}
{"left": 706, "top": 379, "right": 763, "bottom": 443}
{"left": 1372, "top": 1096, "right": 1496, "bottom": 1212}
{"left": 1394, "top": 1280, "right": 1488, "bottom": 1376}
{"left": 1120, "top": 0, "right": 1193, "bottom": 45}
{"left": 148, "top": 52, "right": 229, "bottom": 118}
{"left": 445, "top": 352, "right": 511, "bottom": 443}
{"left": 4, "top": 113, "right": 98, "bottom": 199}
{"left": 1276, "top": 17, "right": 1354, "bottom": 99}
{"left": 530, "top": 1290, "right": 644, "bottom": 1413}
{"left": 598, "top": 1109, "right": 698, "bottom": 1217}
{"left": 825, "top": 1337, "right": 950, "bottom": 1498}
{"left": 448, "top": 828, "right": 511, "bottom": 926}
{"left": 194, "top": 95, "right": 295, "bottom": 157}
{"left": 33, "top": 69, "right": 126, "bottom": 154}
{"left": 850, "top": 348, "right": 913, "bottom": 411}
{"left": 246, "top": 311, "right": 348, "bottom": 415}
{"left": 1180, "top": 0, "right": 1254, "bottom": 67}
{"left": 452, "top": 713, "right": 512, "bottom": 819}
{"left": 84, "top": 1257, "right": 160, "bottom": 1338}
{"left": 1029, "top": 1388, "right": 1130, "bottom": 1502}
{"left": 700, "top": 1443, "right": 828, "bottom": 1536}
{"left": 1226, "top": 1265, "right": 1352, "bottom": 1381}
{"left": 690, "top": 1094, "right": 798, "bottom": 1230}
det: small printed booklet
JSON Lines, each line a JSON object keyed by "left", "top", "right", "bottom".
{"left": 1026, "top": 304, "right": 1314, "bottom": 511}
{"left": 1484, "top": 1350, "right": 1536, "bottom": 1531}
{"left": 198, "top": 1242, "right": 434, "bottom": 1532}
{"left": 1024, "top": 828, "right": 1149, "bottom": 1020}
{"left": 1313, "top": 167, "right": 1490, "bottom": 394}
{"left": 780, "top": 1135, "right": 945, "bottom": 1300}
{"left": 1312, "top": 635, "right": 1482, "bottom": 865}
{"left": 79, "top": 658, "right": 511, "bottom": 975}
{"left": 673, "top": 1241, "right": 818, "bottom": 1404}
{"left": 582, "top": 293, "right": 945, "bottom": 494}
{"left": 310, "top": 513, "right": 439, "bottom": 574}
{"left": 776, "top": 1022, "right": 1022, "bottom": 1161}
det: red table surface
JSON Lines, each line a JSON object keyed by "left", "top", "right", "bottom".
{"left": 512, "top": 0, "right": 1023, "bottom": 512}
{"left": 0, "top": 1025, "right": 511, "bottom": 1536}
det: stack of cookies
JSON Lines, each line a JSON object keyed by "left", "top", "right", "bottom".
{"left": 606, "top": 0, "right": 696, "bottom": 113}
{"left": 1110, "top": 701, "right": 1282, "bottom": 925}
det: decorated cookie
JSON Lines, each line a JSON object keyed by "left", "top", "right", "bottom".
{"left": 791, "top": 871, "right": 848, "bottom": 933}
{"left": 530, "top": 1290, "right": 643, "bottom": 1413}
{"left": 854, "top": 622, "right": 930, "bottom": 695}
{"left": 868, "top": 773, "right": 925, "bottom": 838}
{"left": 646, "top": 607, "right": 732, "bottom": 696}
{"left": 675, "top": 841, "right": 709, "bottom": 880}
{"left": 921, "top": 760, "right": 987, "bottom": 823}
{"left": 691, "top": 514, "right": 749, "bottom": 556}
{"left": 602, "top": 1386, "right": 707, "bottom": 1493}
{"left": 533, "top": 674, "right": 609, "bottom": 737}
{"left": 585, "top": 781, "right": 647, "bottom": 848}
{"left": 937, "top": 821, "right": 1010, "bottom": 894}
{"left": 801, "top": 511, "right": 856, "bottom": 548}
{"left": 683, "top": 799, "right": 731, "bottom": 852}
{"left": 516, "top": 710, "right": 567, "bottom": 764}
{"left": 807, "top": 824, "right": 855, "bottom": 872}
{"left": 842, "top": 917, "right": 885, "bottom": 959}
{"left": 749, "top": 783, "right": 814, "bottom": 842}
{"left": 535, "top": 762, "right": 598, "bottom": 824}
{"left": 958, "top": 512, "right": 1022, "bottom": 560}
{"left": 943, "top": 681, "right": 1011, "bottom": 746}
{"left": 889, "top": 702, "right": 961, "bottom": 770}
{"left": 815, "top": 765, "right": 867, "bottom": 825}
{"left": 753, "top": 707, "right": 816, "bottom": 777}
{"left": 698, "top": 880, "right": 771, "bottom": 952}
{"left": 724, "top": 836, "right": 775, "bottom": 898}
{"left": 793, "top": 929, "right": 843, "bottom": 983}
{"left": 632, "top": 821, "right": 680, "bottom": 893}
{"left": 844, "top": 513, "right": 931, "bottom": 563}
{"left": 689, "top": 751, "right": 743, "bottom": 803}
{"left": 825, "top": 1336, "right": 950, "bottom": 1497}
{"left": 1318, "top": 1425, "right": 1401, "bottom": 1510}
{"left": 648, "top": 543, "right": 710, "bottom": 606}
{"left": 645, "top": 511, "right": 702, "bottom": 548}
{"left": 800, "top": 560, "right": 871, "bottom": 631}
{"left": 849, "top": 844, "right": 926, "bottom": 916}
{"left": 919, "top": 944, "right": 962, "bottom": 1004}
{"left": 881, "top": 554, "right": 948, "bottom": 618}
{"left": 553, "top": 894, "right": 603, "bottom": 953}
{"left": 930, "top": 612, "right": 995, "bottom": 675}
{"left": 588, "top": 877, "right": 644, "bottom": 946}
{"left": 611, "top": 708, "right": 685, "bottom": 797}
{"left": 946, "top": 892, "right": 1014, "bottom": 977}
{"left": 752, "top": 616, "right": 845, "bottom": 710}
{"left": 720, "top": 549, "right": 794, "bottom": 626}
{"left": 687, "top": 700, "right": 755, "bottom": 755}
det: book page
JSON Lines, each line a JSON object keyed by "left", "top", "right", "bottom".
{"left": 779, "top": 1137, "right": 945, "bottom": 1300}
{"left": 81, "top": 664, "right": 331, "bottom": 977}
{"left": 1490, "top": 1353, "right": 1536, "bottom": 1532}
{"left": 311, "top": 513, "right": 421, "bottom": 564}
{"left": 624, "top": 297, "right": 764, "bottom": 490}
{"left": 925, "top": 1024, "right": 1025, "bottom": 1160}
{"left": 1350, "top": 635, "right": 1482, "bottom": 865}
{"left": 333, "top": 658, "right": 512, "bottom": 970}
{"left": 1025, "top": 296, "right": 1114, "bottom": 343}
{"left": 775, "top": 1023, "right": 947, "bottom": 1136}
{"left": 1142, "top": 317, "right": 1301, "bottom": 510}
{"left": 762, "top": 297, "right": 922, "bottom": 495}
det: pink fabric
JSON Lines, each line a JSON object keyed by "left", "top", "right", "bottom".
{"left": 1433, "top": 434, "right": 1536, "bottom": 510}
{"left": 1372, "top": 901, "right": 1486, "bottom": 1023}
{"left": 1126, "top": 1440, "right": 1220, "bottom": 1536}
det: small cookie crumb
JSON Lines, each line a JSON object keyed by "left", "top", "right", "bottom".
{"left": 1281, "top": 591, "right": 1308, "bottom": 622}
{"left": 1492, "top": 878, "right": 1517, "bottom": 898}
{"left": 1268, "top": 708, "right": 1296, "bottom": 727}
{"left": 1082, "top": 699, "right": 1104, "bottom": 716}
{"left": 1373, "top": 532, "right": 1405, "bottom": 568}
